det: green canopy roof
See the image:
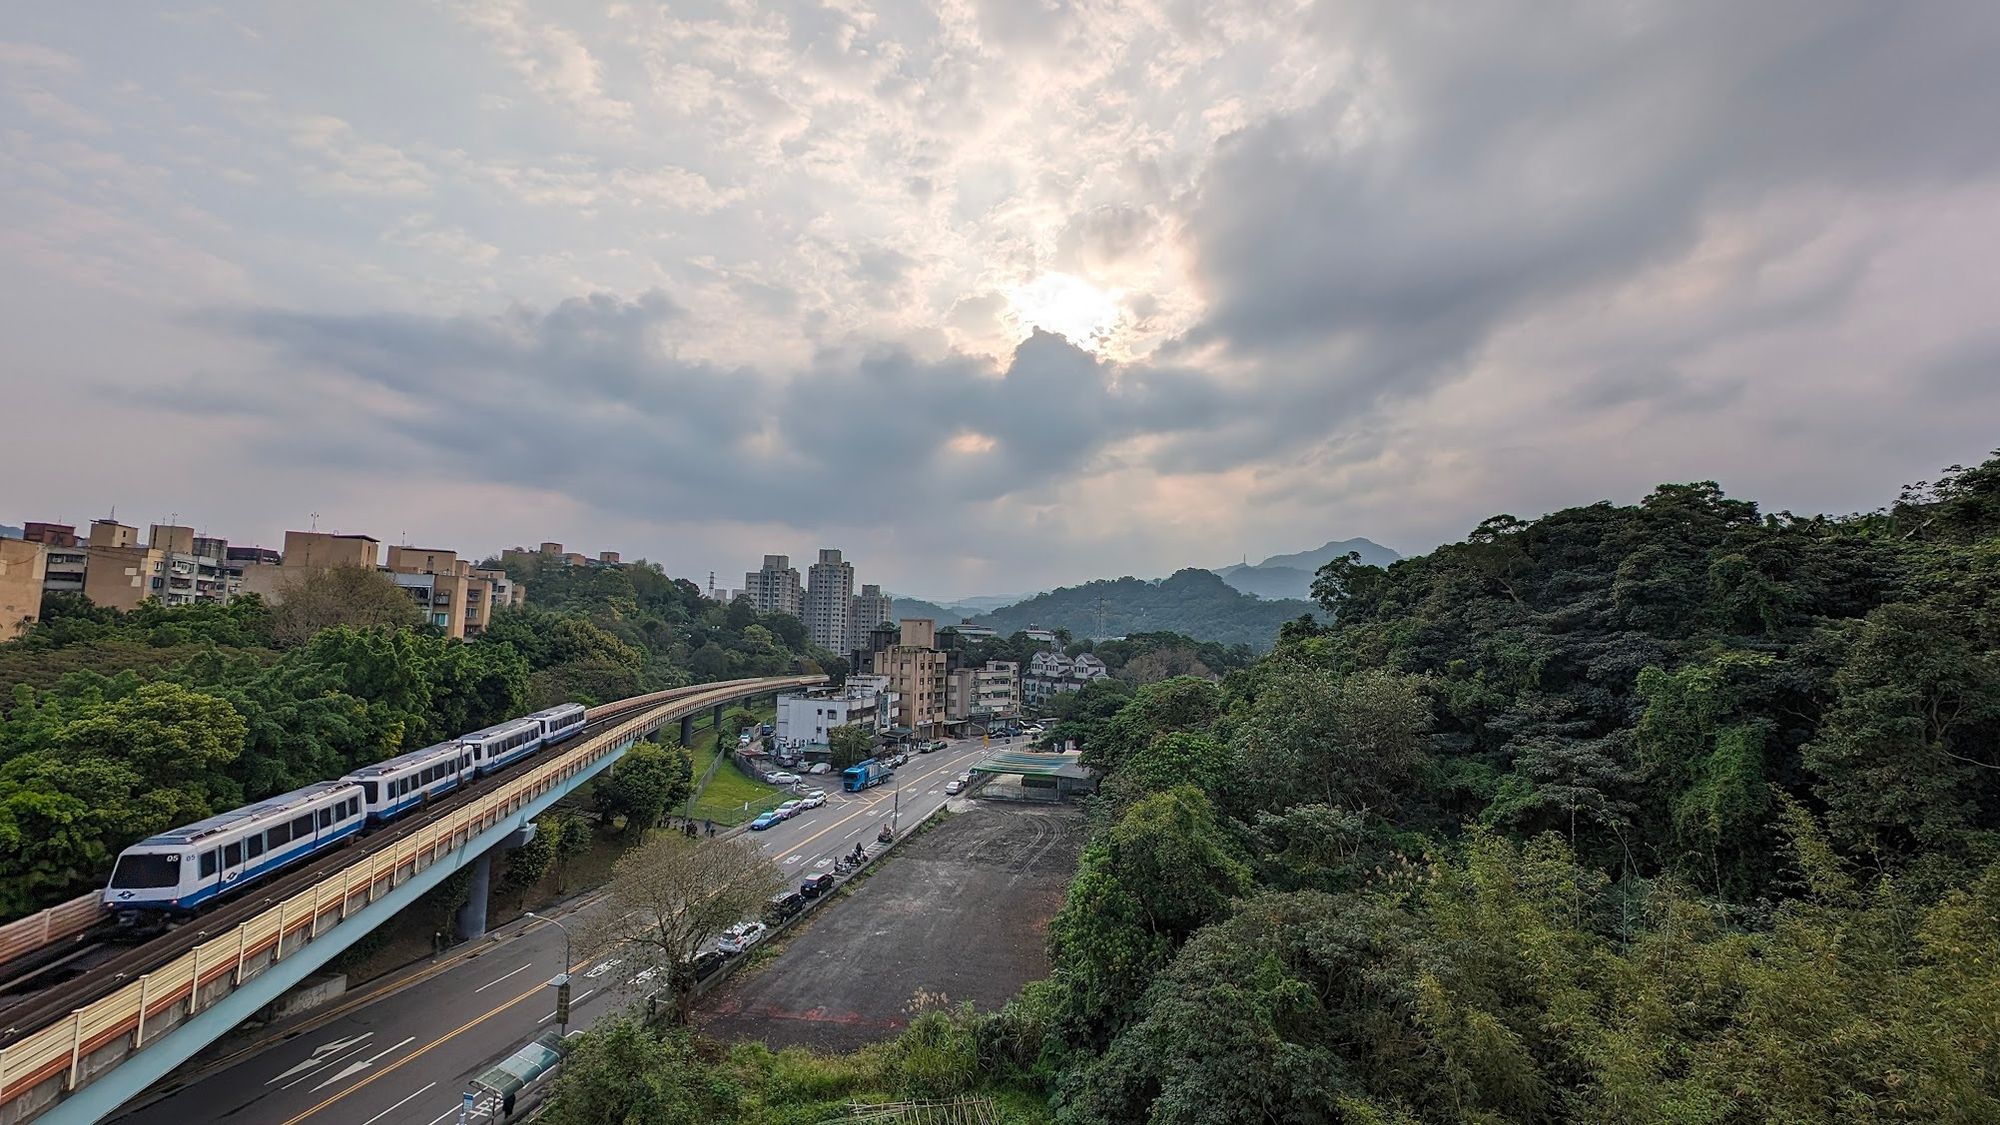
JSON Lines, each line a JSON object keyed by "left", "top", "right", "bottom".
{"left": 971, "top": 750, "right": 1092, "bottom": 777}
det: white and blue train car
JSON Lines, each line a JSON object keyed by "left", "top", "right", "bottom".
{"left": 346, "top": 740, "right": 470, "bottom": 825}
{"left": 102, "top": 781, "right": 366, "bottom": 917}
{"left": 527, "top": 702, "right": 587, "bottom": 746}
{"left": 459, "top": 717, "right": 545, "bottom": 777}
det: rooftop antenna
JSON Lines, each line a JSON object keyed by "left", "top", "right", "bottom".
{"left": 310, "top": 511, "right": 319, "bottom": 531}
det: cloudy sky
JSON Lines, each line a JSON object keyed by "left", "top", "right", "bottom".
{"left": 5, "top": 2, "right": 1998, "bottom": 598}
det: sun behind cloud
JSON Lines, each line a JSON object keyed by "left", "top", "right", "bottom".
{"left": 1004, "top": 272, "right": 1122, "bottom": 353}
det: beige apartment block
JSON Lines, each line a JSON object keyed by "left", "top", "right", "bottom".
{"left": 283, "top": 531, "right": 381, "bottom": 569}
{"left": 0, "top": 538, "right": 48, "bottom": 641}
{"left": 873, "top": 618, "right": 946, "bottom": 737}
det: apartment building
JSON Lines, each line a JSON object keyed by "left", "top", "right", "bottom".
{"left": 774, "top": 674, "right": 899, "bottom": 755}
{"left": 872, "top": 617, "right": 946, "bottom": 738}
{"left": 77, "top": 521, "right": 232, "bottom": 611}
{"left": 385, "top": 545, "right": 501, "bottom": 639}
{"left": 744, "top": 554, "right": 803, "bottom": 617}
{"left": 1023, "top": 651, "right": 1109, "bottom": 710}
{"left": 235, "top": 531, "right": 382, "bottom": 603}
{"left": 947, "top": 660, "right": 1020, "bottom": 723}
{"left": 850, "top": 583, "right": 893, "bottom": 644}
{"left": 804, "top": 548, "right": 854, "bottom": 653}
{"left": 20, "top": 522, "right": 78, "bottom": 546}
{"left": 0, "top": 538, "right": 47, "bottom": 641}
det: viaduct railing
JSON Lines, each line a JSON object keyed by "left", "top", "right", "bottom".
{"left": 0, "top": 675, "right": 818, "bottom": 1124}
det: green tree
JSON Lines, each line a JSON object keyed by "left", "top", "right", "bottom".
{"left": 268, "top": 565, "right": 423, "bottom": 645}
{"left": 593, "top": 741, "right": 693, "bottom": 835}
{"left": 827, "top": 722, "right": 876, "bottom": 768}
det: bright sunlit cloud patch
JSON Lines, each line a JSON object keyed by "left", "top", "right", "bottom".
{"left": 946, "top": 430, "right": 997, "bottom": 454}
{"left": 1005, "top": 273, "right": 1122, "bottom": 352}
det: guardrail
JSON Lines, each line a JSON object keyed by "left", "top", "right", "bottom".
{"left": 0, "top": 683, "right": 749, "bottom": 973}
{"left": 0, "top": 675, "right": 819, "bottom": 1122}
{"left": 0, "top": 897, "right": 103, "bottom": 968}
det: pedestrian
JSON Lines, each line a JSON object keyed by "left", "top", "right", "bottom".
{"left": 705, "top": 819, "right": 715, "bottom": 837}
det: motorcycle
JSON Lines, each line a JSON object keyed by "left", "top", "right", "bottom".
{"left": 877, "top": 825, "right": 894, "bottom": 844}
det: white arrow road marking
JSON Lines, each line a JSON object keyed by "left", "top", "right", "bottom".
{"left": 632, "top": 967, "right": 661, "bottom": 985}
{"left": 359, "top": 1081, "right": 435, "bottom": 1125}
{"left": 782, "top": 853, "right": 802, "bottom": 864}
{"left": 269, "top": 1032, "right": 374, "bottom": 1087}
{"left": 815, "top": 858, "right": 832, "bottom": 869}
{"left": 584, "top": 958, "right": 623, "bottom": 979}
{"left": 473, "top": 963, "right": 532, "bottom": 993}
{"left": 310, "top": 1035, "right": 415, "bottom": 1091}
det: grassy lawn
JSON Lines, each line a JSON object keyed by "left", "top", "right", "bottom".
{"left": 688, "top": 740, "right": 787, "bottom": 826}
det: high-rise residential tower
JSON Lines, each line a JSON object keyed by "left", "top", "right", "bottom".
{"left": 850, "top": 583, "right": 893, "bottom": 647}
{"left": 804, "top": 548, "right": 854, "bottom": 652}
{"left": 744, "top": 554, "right": 803, "bottom": 617}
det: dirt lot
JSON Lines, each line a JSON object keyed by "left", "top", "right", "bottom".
{"left": 698, "top": 800, "right": 1086, "bottom": 1053}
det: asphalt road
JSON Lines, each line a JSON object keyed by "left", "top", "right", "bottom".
{"left": 112, "top": 735, "right": 1010, "bottom": 1125}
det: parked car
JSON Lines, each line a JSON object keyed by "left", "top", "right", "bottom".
{"left": 887, "top": 752, "right": 908, "bottom": 767}
{"left": 717, "top": 921, "right": 767, "bottom": 954}
{"left": 692, "top": 949, "right": 730, "bottom": 981}
{"left": 749, "top": 810, "right": 782, "bottom": 831}
{"left": 765, "top": 890, "right": 806, "bottom": 923}
{"left": 917, "top": 741, "right": 937, "bottom": 754}
{"left": 808, "top": 762, "right": 833, "bottom": 774}
{"left": 768, "top": 771, "right": 801, "bottom": 786}
{"left": 799, "top": 789, "right": 827, "bottom": 809}
{"left": 944, "top": 779, "right": 965, "bottom": 795}
{"left": 800, "top": 872, "right": 836, "bottom": 897}
{"left": 773, "top": 800, "right": 802, "bottom": 820}
{"left": 760, "top": 723, "right": 774, "bottom": 735}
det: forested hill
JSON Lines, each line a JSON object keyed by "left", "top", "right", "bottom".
{"left": 970, "top": 568, "right": 1313, "bottom": 650}
{"left": 1021, "top": 454, "right": 2000, "bottom": 1121}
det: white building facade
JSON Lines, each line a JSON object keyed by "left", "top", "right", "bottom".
{"left": 774, "top": 675, "right": 898, "bottom": 755}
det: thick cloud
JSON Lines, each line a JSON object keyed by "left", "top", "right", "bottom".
{"left": 5, "top": 1, "right": 2000, "bottom": 591}
{"left": 198, "top": 293, "right": 1226, "bottom": 529}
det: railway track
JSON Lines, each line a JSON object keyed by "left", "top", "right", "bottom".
{"left": 0, "top": 680, "right": 746, "bottom": 1044}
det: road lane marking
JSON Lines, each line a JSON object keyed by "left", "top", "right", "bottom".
{"left": 359, "top": 1081, "right": 435, "bottom": 1125}
{"left": 472, "top": 963, "right": 533, "bottom": 993}
{"left": 268, "top": 1033, "right": 373, "bottom": 1086}
{"left": 310, "top": 1035, "right": 415, "bottom": 1091}
{"left": 584, "top": 958, "right": 622, "bottom": 978}
{"left": 275, "top": 980, "right": 547, "bottom": 1125}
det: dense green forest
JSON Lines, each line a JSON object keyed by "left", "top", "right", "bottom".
{"left": 971, "top": 568, "right": 1315, "bottom": 650}
{"left": 540, "top": 453, "right": 2000, "bottom": 1123}
{"left": 0, "top": 558, "right": 835, "bottom": 919}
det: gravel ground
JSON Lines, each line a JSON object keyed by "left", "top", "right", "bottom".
{"left": 697, "top": 800, "right": 1086, "bottom": 1053}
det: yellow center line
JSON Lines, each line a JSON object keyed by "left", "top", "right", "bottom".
{"left": 274, "top": 975, "right": 544, "bottom": 1125}
{"left": 774, "top": 750, "right": 967, "bottom": 860}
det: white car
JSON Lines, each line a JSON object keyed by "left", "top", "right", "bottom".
{"left": 768, "top": 771, "right": 800, "bottom": 786}
{"left": 799, "top": 790, "right": 827, "bottom": 809}
{"left": 717, "top": 921, "right": 767, "bottom": 954}
{"left": 808, "top": 762, "right": 833, "bottom": 775}
{"left": 944, "top": 779, "right": 965, "bottom": 795}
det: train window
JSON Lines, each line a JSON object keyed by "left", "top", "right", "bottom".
{"left": 345, "top": 798, "right": 358, "bottom": 818}
{"left": 110, "top": 853, "right": 180, "bottom": 888}
{"left": 270, "top": 822, "right": 291, "bottom": 846}
{"left": 247, "top": 835, "right": 265, "bottom": 859}
{"left": 318, "top": 807, "right": 333, "bottom": 829}
{"left": 291, "top": 814, "right": 313, "bottom": 837}
{"left": 224, "top": 841, "right": 242, "bottom": 867}
{"left": 362, "top": 781, "right": 378, "bottom": 802}
{"left": 200, "top": 850, "right": 218, "bottom": 878}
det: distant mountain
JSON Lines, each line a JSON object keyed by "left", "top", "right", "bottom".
{"left": 0, "top": 525, "right": 20, "bottom": 539}
{"left": 969, "top": 569, "right": 1314, "bottom": 651}
{"left": 1217, "top": 537, "right": 1401, "bottom": 600}
{"left": 891, "top": 597, "right": 969, "bottom": 623}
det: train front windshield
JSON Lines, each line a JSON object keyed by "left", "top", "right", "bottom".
{"left": 110, "top": 852, "right": 182, "bottom": 888}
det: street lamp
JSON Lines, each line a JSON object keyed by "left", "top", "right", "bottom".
{"left": 524, "top": 911, "right": 573, "bottom": 1034}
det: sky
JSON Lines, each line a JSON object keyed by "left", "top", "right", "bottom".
{"left": 4, "top": 1, "right": 1999, "bottom": 599}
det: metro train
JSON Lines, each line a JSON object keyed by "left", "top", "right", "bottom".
{"left": 101, "top": 702, "right": 588, "bottom": 920}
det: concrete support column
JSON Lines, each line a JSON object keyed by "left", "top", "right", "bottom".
{"left": 712, "top": 703, "right": 725, "bottom": 735}
{"left": 680, "top": 715, "right": 694, "bottom": 746}
{"left": 454, "top": 851, "right": 493, "bottom": 942}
